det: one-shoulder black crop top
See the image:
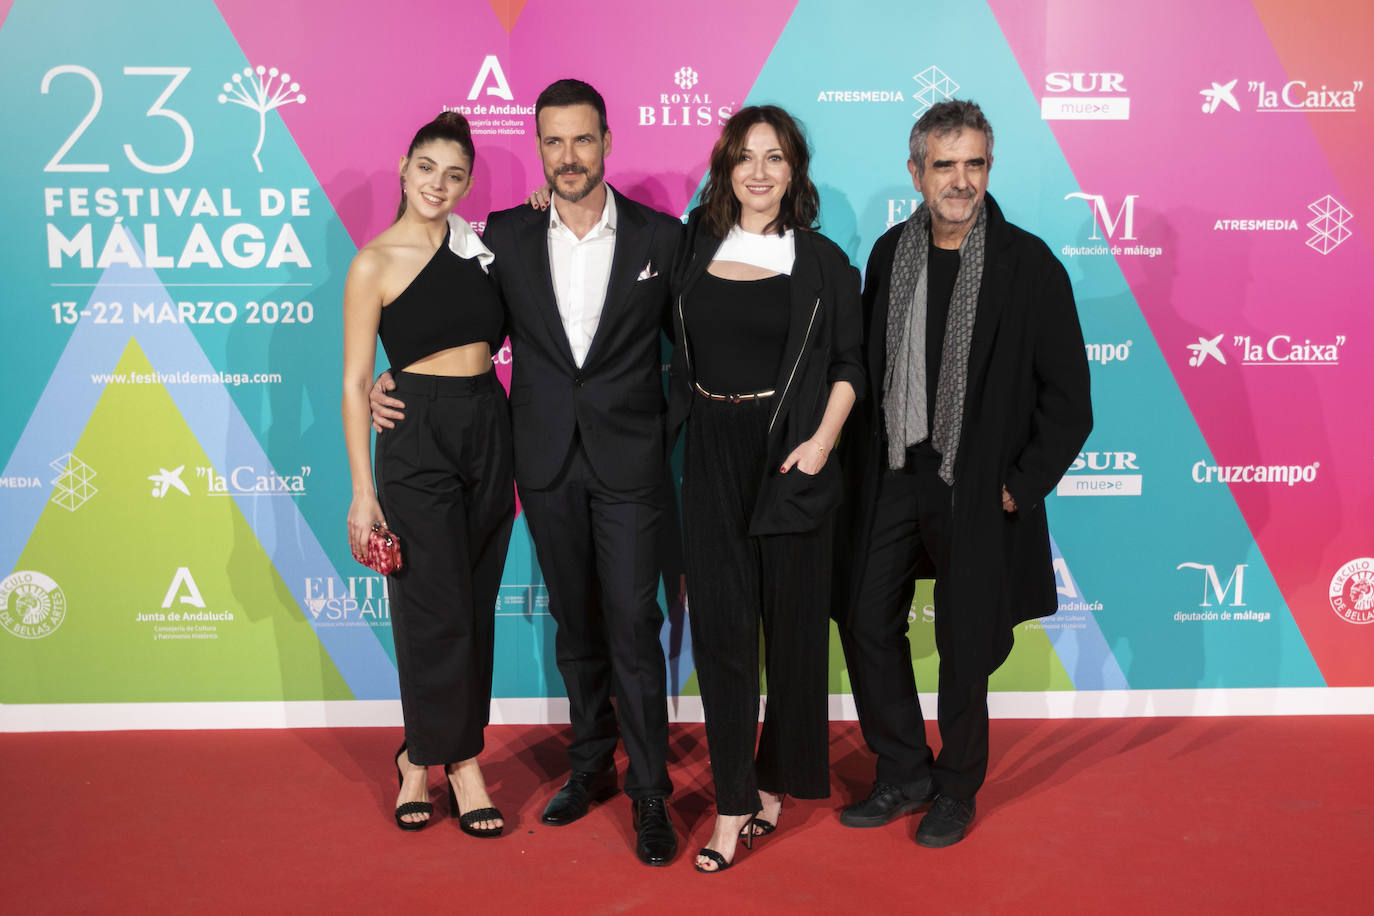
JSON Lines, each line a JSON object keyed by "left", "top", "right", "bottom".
{"left": 377, "top": 229, "right": 504, "bottom": 370}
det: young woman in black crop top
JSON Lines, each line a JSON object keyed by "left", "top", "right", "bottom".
{"left": 667, "top": 107, "right": 864, "bottom": 872}
{"left": 342, "top": 112, "right": 513, "bottom": 836}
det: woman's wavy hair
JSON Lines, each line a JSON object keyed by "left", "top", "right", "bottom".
{"left": 698, "top": 105, "right": 819, "bottom": 237}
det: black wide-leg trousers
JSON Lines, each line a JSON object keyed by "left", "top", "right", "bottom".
{"left": 375, "top": 370, "right": 515, "bottom": 767}
{"left": 683, "top": 397, "right": 832, "bottom": 815}
{"left": 519, "top": 439, "right": 673, "bottom": 801}
{"left": 839, "top": 465, "right": 989, "bottom": 801}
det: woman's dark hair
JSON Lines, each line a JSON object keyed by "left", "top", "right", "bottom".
{"left": 395, "top": 111, "right": 475, "bottom": 221}
{"left": 698, "top": 105, "right": 819, "bottom": 238}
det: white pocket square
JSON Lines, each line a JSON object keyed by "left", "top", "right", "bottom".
{"left": 637, "top": 262, "right": 658, "bottom": 281}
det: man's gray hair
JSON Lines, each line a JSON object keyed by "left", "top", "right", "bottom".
{"left": 908, "top": 100, "right": 994, "bottom": 177}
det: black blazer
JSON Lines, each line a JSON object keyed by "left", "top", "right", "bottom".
{"left": 668, "top": 207, "right": 865, "bottom": 535}
{"left": 483, "top": 187, "right": 682, "bottom": 491}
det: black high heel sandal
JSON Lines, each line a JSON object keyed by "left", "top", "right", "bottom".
{"left": 741, "top": 791, "right": 785, "bottom": 840}
{"left": 695, "top": 818, "right": 753, "bottom": 874}
{"left": 393, "top": 743, "right": 433, "bottom": 831}
{"left": 448, "top": 780, "right": 504, "bottom": 838}
{"left": 740, "top": 794, "right": 784, "bottom": 838}
{"left": 741, "top": 816, "right": 777, "bottom": 838}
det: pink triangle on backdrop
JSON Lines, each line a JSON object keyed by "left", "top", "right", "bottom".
{"left": 218, "top": 0, "right": 796, "bottom": 246}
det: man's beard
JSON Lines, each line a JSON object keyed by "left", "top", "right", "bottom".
{"left": 549, "top": 162, "right": 605, "bottom": 203}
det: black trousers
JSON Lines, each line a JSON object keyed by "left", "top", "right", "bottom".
{"left": 839, "top": 464, "right": 989, "bottom": 801}
{"left": 682, "top": 397, "right": 832, "bottom": 815}
{"left": 375, "top": 370, "right": 515, "bottom": 767}
{"left": 519, "top": 438, "right": 672, "bottom": 801}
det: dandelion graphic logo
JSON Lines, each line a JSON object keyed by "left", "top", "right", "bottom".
{"left": 218, "top": 65, "right": 307, "bottom": 173}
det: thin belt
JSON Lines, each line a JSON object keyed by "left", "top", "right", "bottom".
{"left": 694, "top": 380, "right": 776, "bottom": 403}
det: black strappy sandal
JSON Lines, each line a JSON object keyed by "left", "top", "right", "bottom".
{"left": 448, "top": 781, "right": 504, "bottom": 838}
{"left": 739, "top": 793, "right": 784, "bottom": 838}
{"left": 694, "top": 848, "right": 732, "bottom": 873}
{"left": 695, "top": 821, "right": 753, "bottom": 873}
{"left": 393, "top": 743, "right": 433, "bottom": 831}
{"left": 740, "top": 816, "right": 777, "bottom": 838}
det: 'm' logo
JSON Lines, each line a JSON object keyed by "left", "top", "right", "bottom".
{"left": 1177, "top": 562, "right": 1247, "bottom": 607}
{"left": 1066, "top": 192, "right": 1138, "bottom": 240}
{"left": 161, "top": 567, "right": 206, "bottom": 609}
{"left": 467, "top": 55, "right": 513, "bottom": 101}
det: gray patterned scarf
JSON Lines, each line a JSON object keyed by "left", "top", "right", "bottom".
{"left": 883, "top": 201, "right": 987, "bottom": 483}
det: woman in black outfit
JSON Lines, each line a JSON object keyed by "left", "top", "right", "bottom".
{"left": 342, "top": 112, "right": 513, "bottom": 835}
{"left": 668, "top": 105, "right": 864, "bottom": 872}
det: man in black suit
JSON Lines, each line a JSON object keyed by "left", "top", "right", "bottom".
{"left": 371, "top": 80, "right": 680, "bottom": 865}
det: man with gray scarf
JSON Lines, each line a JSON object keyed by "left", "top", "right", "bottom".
{"left": 833, "top": 100, "right": 1091, "bottom": 847}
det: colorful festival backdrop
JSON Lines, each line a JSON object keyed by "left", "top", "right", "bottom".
{"left": 2, "top": 0, "right": 1371, "bottom": 728}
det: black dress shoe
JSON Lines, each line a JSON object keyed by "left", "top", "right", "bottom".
{"left": 540, "top": 765, "right": 618, "bottom": 826}
{"left": 915, "top": 794, "right": 976, "bottom": 847}
{"left": 631, "top": 796, "right": 677, "bottom": 866}
{"left": 839, "top": 779, "right": 934, "bottom": 828}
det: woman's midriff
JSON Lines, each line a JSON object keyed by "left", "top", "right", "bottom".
{"left": 399, "top": 341, "right": 495, "bottom": 377}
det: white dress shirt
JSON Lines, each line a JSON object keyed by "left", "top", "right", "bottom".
{"left": 548, "top": 190, "right": 617, "bottom": 367}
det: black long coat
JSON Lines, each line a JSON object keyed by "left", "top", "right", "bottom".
{"left": 835, "top": 194, "right": 1093, "bottom": 685}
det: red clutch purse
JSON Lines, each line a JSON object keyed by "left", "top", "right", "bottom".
{"left": 358, "top": 523, "right": 402, "bottom": 575}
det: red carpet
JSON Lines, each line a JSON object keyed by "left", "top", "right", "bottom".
{"left": 3, "top": 718, "right": 1370, "bottom": 914}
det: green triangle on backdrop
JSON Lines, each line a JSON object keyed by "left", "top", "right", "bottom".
{"left": 1, "top": 337, "right": 350, "bottom": 702}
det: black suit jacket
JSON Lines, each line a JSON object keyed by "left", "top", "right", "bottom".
{"left": 483, "top": 186, "right": 682, "bottom": 491}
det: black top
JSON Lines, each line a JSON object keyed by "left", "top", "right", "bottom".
{"left": 377, "top": 230, "right": 504, "bottom": 371}
{"left": 908, "top": 242, "right": 960, "bottom": 469}
{"left": 684, "top": 272, "right": 791, "bottom": 393}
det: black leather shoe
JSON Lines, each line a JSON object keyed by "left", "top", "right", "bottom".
{"left": 631, "top": 796, "right": 677, "bottom": 866}
{"left": 540, "top": 765, "right": 618, "bottom": 826}
{"left": 915, "top": 794, "right": 976, "bottom": 847}
{"left": 839, "top": 779, "right": 933, "bottom": 828}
